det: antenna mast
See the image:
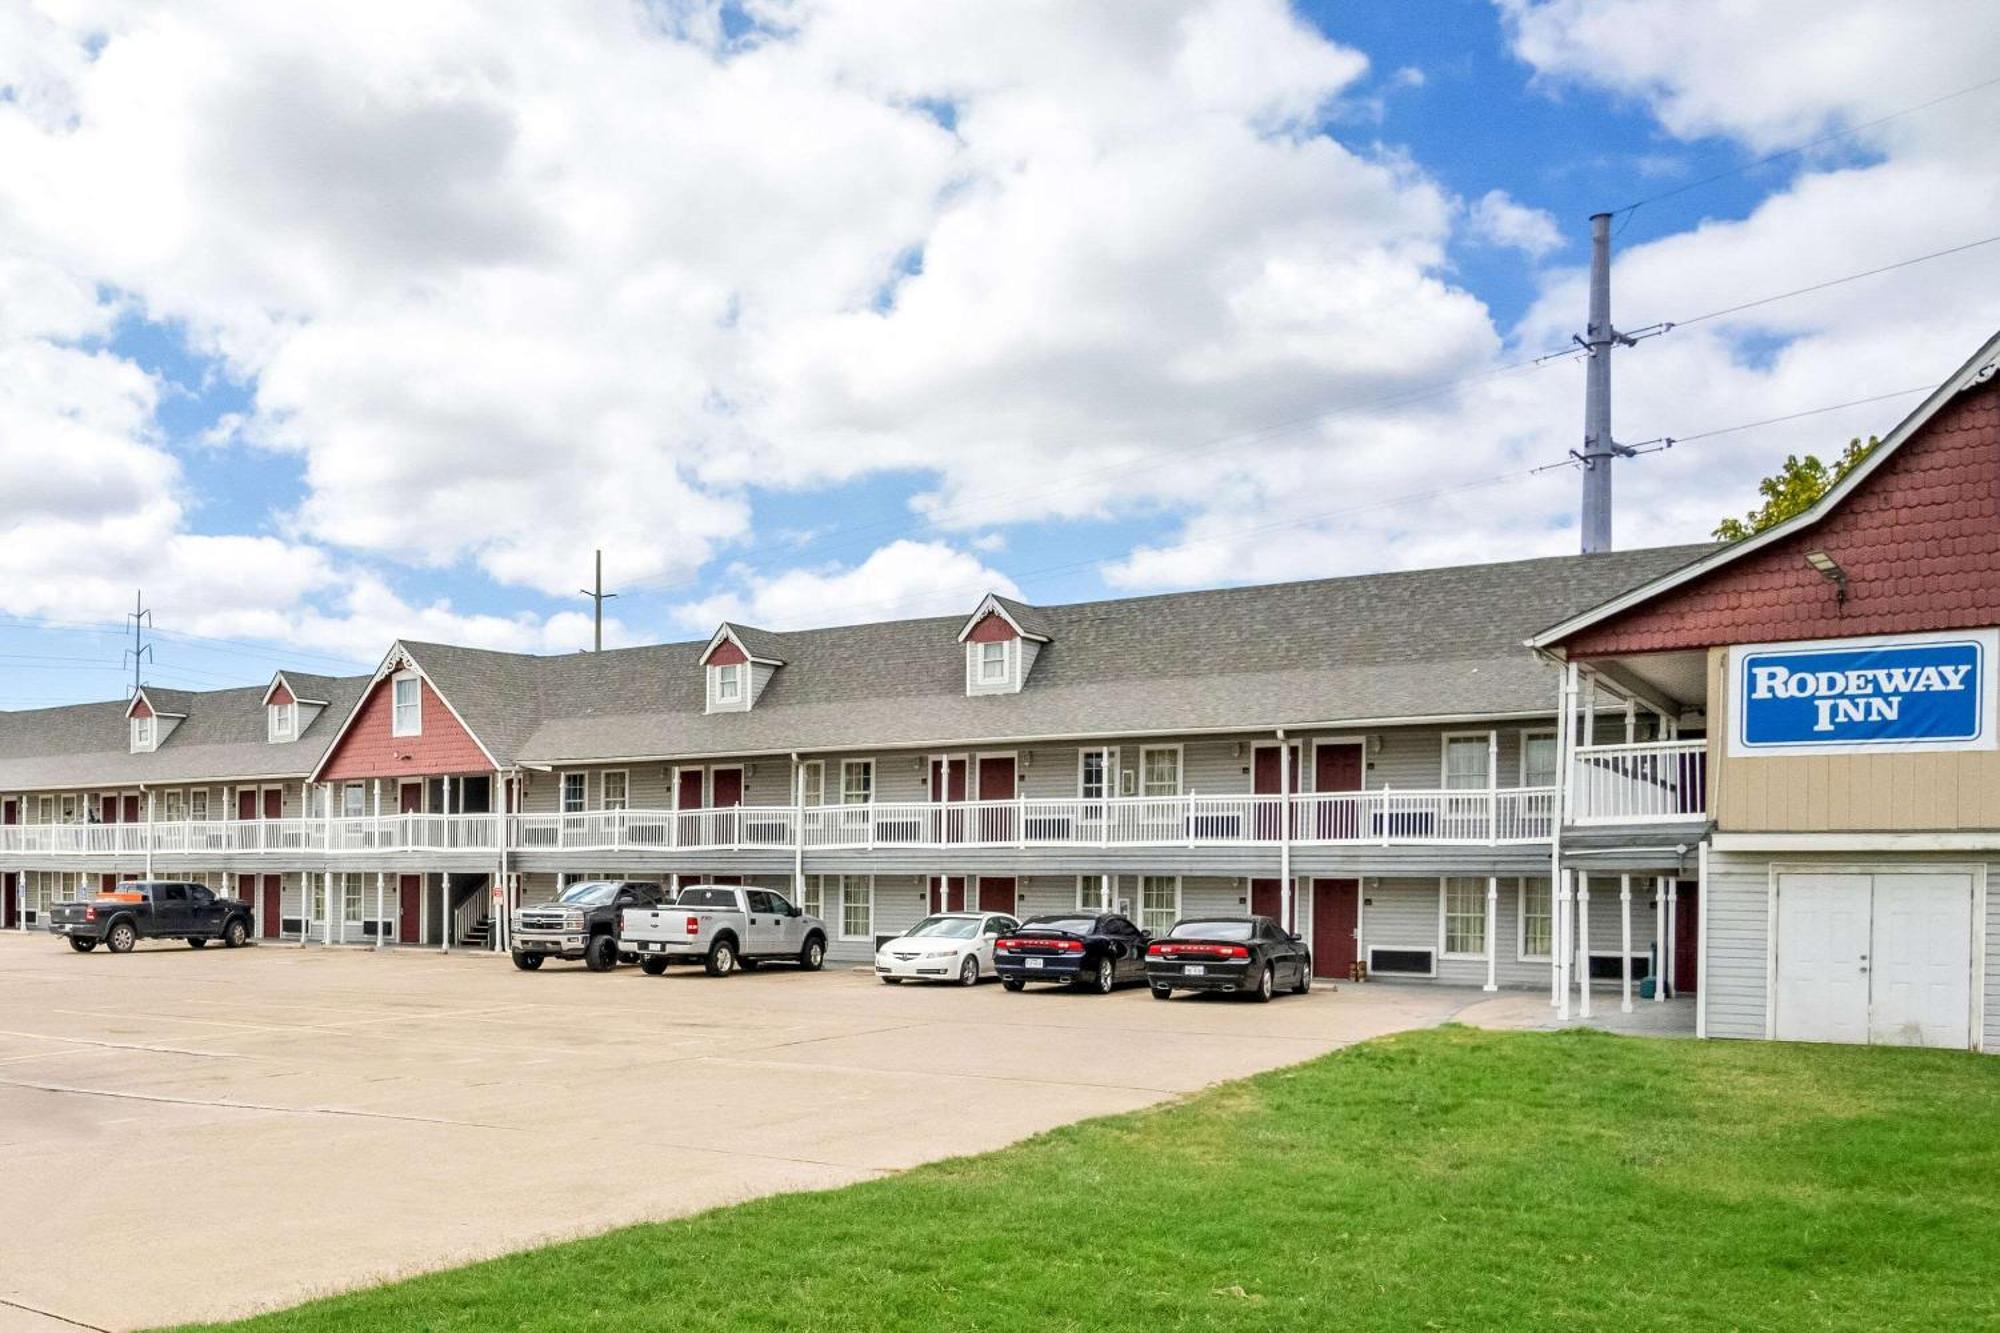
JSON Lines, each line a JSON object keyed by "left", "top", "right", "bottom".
{"left": 122, "top": 590, "right": 153, "bottom": 697}
{"left": 579, "top": 550, "right": 618, "bottom": 652}
{"left": 1578, "top": 212, "right": 1637, "bottom": 552}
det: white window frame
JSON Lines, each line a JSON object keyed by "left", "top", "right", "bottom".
{"left": 1139, "top": 874, "right": 1181, "bottom": 936}
{"left": 1138, "top": 744, "right": 1183, "bottom": 798}
{"left": 391, "top": 672, "right": 422, "bottom": 737}
{"left": 341, "top": 783, "right": 366, "bottom": 819}
{"left": 1517, "top": 877, "right": 1553, "bottom": 962}
{"left": 189, "top": 788, "right": 208, "bottom": 822}
{"left": 162, "top": 789, "right": 184, "bottom": 822}
{"left": 561, "top": 772, "right": 588, "bottom": 815}
{"left": 1439, "top": 730, "right": 1495, "bottom": 790}
{"left": 798, "top": 874, "right": 824, "bottom": 920}
{"left": 837, "top": 874, "right": 873, "bottom": 940}
{"left": 268, "top": 701, "right": 298, "bottom": 743}
{"left": 1075, "top": 874, "right": 1114, "bottom": 911}
{"left": 600, "top": 770, "right": 629, "bottom": 812}
{"left": 713, "top": 662, "right": 744, "bottom": 703}
{"left": 1440, "top": 876, "right": 1488, "bottom": 959}
{"left": 1077, "top": 747, "right": 1116, "bottom": 800}
{"left": 840, "top": 759, "right": 874, "bottom": 806}
{"left": 798, "top": 760, "right": 824, "bottom": 807}
{"left": 1518, "top": 728, "right": 1558, "bottom": 790}
{"left": 130, "top": 714, "right": 155, "bottom": 753}
{"left": 37, "top": 795, "right": 52, "bottom": 824}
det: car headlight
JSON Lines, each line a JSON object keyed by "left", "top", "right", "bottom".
{"left": 925, "top": 948, "right": 958, "bottom": 959}
{"left": 564, "top": 911, "right": 584, "bottom": 930}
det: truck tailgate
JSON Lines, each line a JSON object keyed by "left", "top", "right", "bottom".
{"left": 621, "top": 906, "right": 715, "bottom": 945}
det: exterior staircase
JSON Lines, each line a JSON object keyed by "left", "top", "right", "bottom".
{"left": 458, "top": 915, "right": 493, "bottom": 949}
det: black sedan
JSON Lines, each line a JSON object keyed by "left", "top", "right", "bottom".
{"left": 993, "top": 913, "right": 1150, "bottom": 994}
{"left": 1145, "top": 915, "right": 1311, "bottom": 1002}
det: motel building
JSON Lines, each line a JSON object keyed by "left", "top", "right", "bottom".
{"left": 1, "top": 326, "right": 1996, "bottom": 1056}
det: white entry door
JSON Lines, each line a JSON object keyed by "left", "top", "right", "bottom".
{"left": 1869, "top": 874, "right": 1973, "bottom": 1048}
{"left": 1774, "top": 871, "right": 1975, "bottom": 1049}
{"left": 1774, "top": 874, "right": 1871, "bottom": 1044}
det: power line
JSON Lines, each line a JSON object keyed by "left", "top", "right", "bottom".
{"left": 1665, "top": 233, "right": 2000, "bottom": 329}
{"left": 1612, "top": 71, "right": 2000, "bottom": 228}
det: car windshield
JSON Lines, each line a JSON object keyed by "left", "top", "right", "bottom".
{"left": 1170, "top": 920, "right": 1255, "bottom": 940}
{"left": 556, "top": 882, "right": 618, "bottom": 907}
{"left": 1022, "top": 917, "right": 1096, "bottom": 935}
{"left": 906, "top": 916, "right": 981, "bottom": 939}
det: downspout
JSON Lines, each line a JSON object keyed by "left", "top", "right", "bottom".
{"left": 143, "top": 785, "right": 154, "bottom": 880}
{"left": 790, "top": 753, "right": 805, "bottom": 903}
{"left": 1276, "top": 728, "right": 1292, "bottom": 932}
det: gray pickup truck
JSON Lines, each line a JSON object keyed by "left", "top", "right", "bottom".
{"left": 620, "top": 884, "right": 828, "bottom": 977}
{"left": 511, "top": 879, "right": 671, "bottom": 971}
{"left": 50, "top": 880, "right": 254, "bottom": 953}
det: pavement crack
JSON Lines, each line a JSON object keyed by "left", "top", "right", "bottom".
{"left": 0, "top": 1078, "right": 525, "bottom": 1131}
{"left": 0, "top": 1295, "right": 111, "bottom": 1331}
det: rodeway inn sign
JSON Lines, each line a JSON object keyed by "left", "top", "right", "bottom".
{"left": 1729, "top": 630, "right": 1999, "bottom": 757}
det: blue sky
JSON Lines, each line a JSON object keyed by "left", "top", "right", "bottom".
{"left": 2, "top": 0, "right": 1993, "bottom": 709}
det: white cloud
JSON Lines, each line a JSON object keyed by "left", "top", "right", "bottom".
{"left": 676, "top": 540, "right": 1018, "bottom": 630}
{"left": 1466, "top": 188, "right": 1563, "bottom": 257}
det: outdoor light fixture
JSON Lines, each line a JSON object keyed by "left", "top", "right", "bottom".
{"left": 1804, "top": 550, "right": 1849, "bottom": 605}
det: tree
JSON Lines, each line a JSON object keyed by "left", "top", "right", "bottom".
{"left": 1712, "top": 435, "right": 1878, "bottom": 541}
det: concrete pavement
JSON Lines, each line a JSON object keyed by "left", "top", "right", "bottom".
{"left": 0, "top": 933, "right": 1477, "bottom": 1330}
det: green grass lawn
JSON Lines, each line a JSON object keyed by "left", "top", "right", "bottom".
{"left": 178, "top": 1027, "right": 2000, "bottom": 1332}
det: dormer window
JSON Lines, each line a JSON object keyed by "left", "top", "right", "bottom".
{"left": 130, "top": 715, "right": 156, "bottom": 753}
{"left": 702, "top": 623, "right": 784, "bottom": 714}
{"left": 976, "top": 640, "right": 1010, "bottom": 685}
{"left": 391, "top": 673, "right": 422, "bottom": 736}
{"left": 716, "top": 663, "right": 743, "bottom": 702}
{"left": 268, "top": 702, "right": 298, "bottom": 743}
{"left": 957, "top": 593, "right": 1049, "bottom": 697}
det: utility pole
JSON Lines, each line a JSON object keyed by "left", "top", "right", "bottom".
{"left": 122, "top": 590, "right": 152, "bottom": 697}
{"left": 1577, "top": 212, "right": 1636, "bottom": 553}
{"left": 579, "top": 550, "right": 617, "bottom": 652}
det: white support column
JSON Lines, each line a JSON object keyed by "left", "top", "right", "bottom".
{"left": 1556, "top": 869, "right": 1573, "bottom": 1020}
{"left": 376, "top": 870, "right": 386, "bottom": 949}
{"left": 1654, "top": 876, "right": 1668, "bottom": 1003}
{"left": 1619, "top": 874, "right": 1633, "bottom": 1014}
{"left": 494, "top": 768, "right": 507, "bottom": 954}
{"left": 1576, "top": 871, "right": 1592, "bottom": 1019}
{"left": 1665, "top": 879, "right": 1679, "bottom": 999}
{"left": 144, "top": 787, "right": 155, "bottom": 880}
{"left": 792, "top": 755, "right": 806, "bottom": 904}
{"left": 1483, "top": 876, "right": 1498, "bottom": 992}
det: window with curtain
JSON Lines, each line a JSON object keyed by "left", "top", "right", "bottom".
{"left": 1443, "top": 877, "right": 1487, "bottom": 955}
{"left": 799, "top": 761, "right": 824, "bottom": 806}
{"left": 1140, "top": 748, "right": 1181, "bottom": 797}
{"left": 562, "top": 773, "right": 586, "bottom": 814}
{"left": 839, "top": 875, "right": 872, "bottom": 938}
{"left": 1519, "top": 878, "right": 1553, "bottom": 959}
{"left": 841, "top": 760, "right": 873, "bottom": 805}
{"left": 799, "top": 875, "right": 823, "bottom": 919}
{"left": 1443, "top": 735, "right": 1491, "bottom": 789}
{"left": 601, "top": 772, "right": 628, "bottom": 811}
{"left": 1521, "top": 732, "right": 1558, "bottom": 789}
{"left": 391, "top": 675, "right": 421, "bottom": 735}
{"left": 1140, "top": 876, "right": 1179, "bottom": 935}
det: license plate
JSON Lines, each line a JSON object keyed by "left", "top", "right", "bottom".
{"left": 1183, "top": 964, "right": 1207, "bottom": 976}
{"left": 639, "top": 942, "right": 661, "bottom": 952}
{"left": 1025, "top": 958, "right": 1044, "bottom": 969}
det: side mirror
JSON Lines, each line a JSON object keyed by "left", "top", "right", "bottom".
{"left": 1289, "top": 932, "right": 1303, "bottom": 943}
{"left": 789, "top": 905, "right": 802, "bottom": 918}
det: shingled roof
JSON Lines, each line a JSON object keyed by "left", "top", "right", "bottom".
{"left": 0, "top": 675, "right": 369, "bottom": 792}
{"left": 389, "top": 543, "right": 1713, "bottom": 766}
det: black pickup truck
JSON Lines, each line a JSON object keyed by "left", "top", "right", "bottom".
{"left": 50, "top": 881, "right": 255, "bottom": 953}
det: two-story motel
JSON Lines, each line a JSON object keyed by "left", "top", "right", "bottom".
{"left": 4, "top": 324, "right": 1998, "bottom": 1055}
{"left": 0, "top": 545, "right": 1705, "bottom": 994}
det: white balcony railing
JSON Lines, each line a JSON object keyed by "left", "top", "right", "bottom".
{"left": 0, "top": 789, "right": 1563, "bottom": 859}
{"left": 1568, "top": 740, "right": 1707, "bottom": 824}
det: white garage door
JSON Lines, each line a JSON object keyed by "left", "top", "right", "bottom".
{"left": 1774, "top": 871, "right": 1975, "bottom": 1049}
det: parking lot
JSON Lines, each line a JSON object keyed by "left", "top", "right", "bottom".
{"left": 0, "top": 933, "right": 1478, "bottom": 1331}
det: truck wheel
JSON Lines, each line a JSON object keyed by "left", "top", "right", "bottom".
{"left": 187, "top": 937, "right": 208, "bottom": 949}
{"left": 584, "top": 934, "right": 618, "bottom": 972}
{"left": 511, "top": 951, "right": 544, "bottom": 971}
{"left": 705, "top": 937, "right": 737, "bottom": 977}
{"left": 1001, "top": 977, "right": 1026, "bottom": 992}
{"left": 798, "top": 935, "right": 826, "bottom": 971}
{"left": 640, "top": 956, "right": 669, "bottom": 976}
{"left": 68, "top": 936, "right": 96, "bottom": 953}
{"left": 223, "top": 918, "right": 249, "bottom": 949}
{"left": 106, "top": 921, "right": 137, "bottom": 954}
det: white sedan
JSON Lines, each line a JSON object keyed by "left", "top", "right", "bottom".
{"left": 875, "top": 912, "right": 1020, "bottom": 986}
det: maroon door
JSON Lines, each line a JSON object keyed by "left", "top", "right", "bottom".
{"left": 1311, "top": 879, "right": 1359, "bottom": 977}
{"left": 978, "top": 877, "right": 1016, "bottom": 915}
{"left": 2, "top": 801, "right": 14, "bottom": 929}
{"left": 928, "top": 876, "right": 967, "bottom": 913}
{"left": 1249, "top": 878, "right": 1282, "bottom": 919}
{"left": 930, "top": 758, "right": 968, "bottom": 842}
{"left": 1674, "top": 881, "right": 1699, "bottom": 993}
{"left": 122, "top": 794, "right": 140, "bottom": 823}
{"left": 1252, "top": 744, "right": 1301, "bottom": 838}
{"left": 711, "top": 769, "right": 744, "bottom": 807}
{"left": 977, "top": 756, "right": 1015, "bottom": 841}
{"left": 101, "top": 873, "right": 118, "bottom": 893}
{"left": 263, "top": 788, "right": 283, "bottom": 820}
{"left": 261, "top": 875, "right": 283, "bottom": 939}
{"left": 238, "top": 789, "right": 259, "bottom": 821}
{"left": 400, "top": 782, "right": 423, "bottom": 814}
{"left": 1313, "top": 744, "right": 1363, "bottom": 839}
{"left": 676, "top": 770, "right": 705, "bottom": 809}
{"left": 100, "top": 794, "right": 119, "bottom": 823}
{"left": 399, "top": 874, "right": 423, "bottom": 943}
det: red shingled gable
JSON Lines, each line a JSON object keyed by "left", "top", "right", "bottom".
{"left": 128, "top": 696, "right": 153, "bottom": 719}
{"left": 319, "top": 675, "right": 490, "bottom": 780}
{"left": 966, "top": 612, "right": 1018, "bottom": 643}
{"left": 1565, "top": 382, "right": 2000, "bottom": 657}
{"left": 705, "top": 638, "right": 749, "bottom": 666}
{"left": 269, "top": 681, "right": 295, "bottom": 706}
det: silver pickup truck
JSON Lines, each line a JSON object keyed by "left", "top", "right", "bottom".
{"left": 620, "top": 884, "right": 829, "bottom": 977}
